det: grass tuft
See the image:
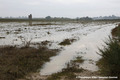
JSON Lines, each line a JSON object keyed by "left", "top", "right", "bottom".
{"left": 73, "top": 56, "right": 84, "bottom": 63}
{"left": 59, "top": 39, "right": 76, "bottom": 46}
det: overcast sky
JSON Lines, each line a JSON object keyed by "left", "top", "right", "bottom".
{"left": 0, "top": 0, "right": 120, "bottom": 18}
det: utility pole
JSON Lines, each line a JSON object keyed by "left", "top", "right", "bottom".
{"left": 28, "top": 14, "right": 32, "bottom": 26}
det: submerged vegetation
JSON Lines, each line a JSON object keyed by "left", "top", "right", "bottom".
{"left": 59, "top": 39, "right": 76, "bottom": 46}
{"left": 97, "top": 24, "right": 120, "bottom": 80}
{"left": 73, "top": 56, "right": 84, "bottom": 63}
{"left": 0, "top": 45, "right": 59, "bottom": 80}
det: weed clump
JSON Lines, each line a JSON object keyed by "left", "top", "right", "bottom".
{"left": 0, "top": 37, "right": 5, "bottom": 39}
{"left": 73, "top": 56, "right": 84, "bottom": 63}
{"left": 97, "top": 36, "right": 120, "bottom": 79}
{"left": 59, "top": 39, "right": 76, "bottom": 46}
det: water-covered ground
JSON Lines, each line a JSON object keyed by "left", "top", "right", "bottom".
{"left": 0, "top": 21, "right": 118, "bottom": 75}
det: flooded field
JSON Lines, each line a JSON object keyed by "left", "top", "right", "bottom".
{"left": 0, "top": 21, "right": 118, "bottom": 76}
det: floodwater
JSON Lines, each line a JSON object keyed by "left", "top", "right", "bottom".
{"left": 40, "top": 23, "right": 116, "bottom": 75}
{"left": 0, "top": 21, "right": 118, "bottom": 75}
